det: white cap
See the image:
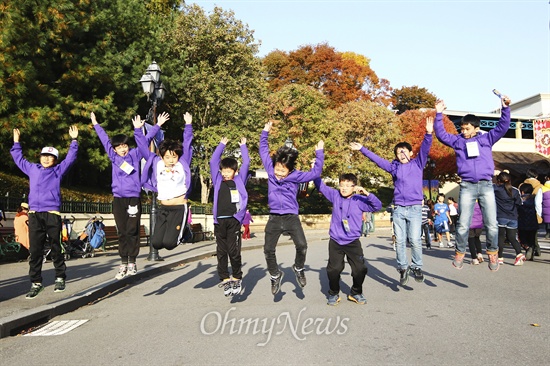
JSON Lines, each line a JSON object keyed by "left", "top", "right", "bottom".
{"left": 40, "top": 147, "right": 59, "bottom": 158}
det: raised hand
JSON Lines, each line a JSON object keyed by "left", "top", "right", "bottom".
{"left": 90, "top": 112, "right": 98, "bottom": 125}
{"left": 315, "top": 140, "right": 324, "bottom": 150}
{"left": 426, "top": 116, "right": 434, "bottom": 134}
{"left": 183, "top": 112, "right": 192, "bottom": 125}
{"left": 435, "top": 99, "right": 446, "bottom": 113}
{"left": 157, "top": 112, "right": 170, "bottom": 127}
{"left": 132, "top": 115, "right": 144, "bottom": 129}
{"left": 263, "top": 121, "right": 273, "bottom": 132}
{"left": 501, "top": 95, "right": 511, "bottom": 107}
{"left": 240, "top": 137, "right": 247, "bottom": 145}
{"left": 69, "top": 125, "right": 79, "bottom": 139}
{"left": 220, "top": 137, "right": 229, "bottom": 145}
{"left": 349, "top": 142, "right": 362, "bottom": 151}
{"left": 13, "top": 128, "right": 20, "bottom": 143}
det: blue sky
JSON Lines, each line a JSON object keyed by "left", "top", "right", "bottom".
{"left": 190, "top": 0, "right": 550, "bottom": 114}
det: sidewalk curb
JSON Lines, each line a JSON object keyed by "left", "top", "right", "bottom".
{"left": 0, "top": 241, "right": 268, "bottom": 338}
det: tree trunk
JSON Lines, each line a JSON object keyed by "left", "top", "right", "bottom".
{"left": 200, "top": 173, "right": 210, "bottom": 204}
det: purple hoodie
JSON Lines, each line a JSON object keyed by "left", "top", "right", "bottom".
{"left": 359, "top": 133, "right": 432, "bottom": 206}
{"left": 210, "top": 141, "right": 250, "bottom": 224}
{"left": 136, "top": 124, "right": 193, "bottom": 196}
{"left": 94, "top": 124, "right": 156, "bottom": 198}
{"left": 314, "top": 178, "right": 382, "bottom": 245}
{"left": 260, "top": 130, "right": 324, "bottom": 215}
{"left": 433, "top": 107, "right": 510, "bottom": 183}
{"left": 11, "top": 141, "right": 78, "bottom": 212}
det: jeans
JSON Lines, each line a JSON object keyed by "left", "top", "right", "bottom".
{"left": 456, "top": 181, "right": 498, "bottom": 254}
{"left": 421, "top": 223, "right": 432, "bottom": 247}
{"left": 392, "top": 205, "right": 423, "bottom": 270}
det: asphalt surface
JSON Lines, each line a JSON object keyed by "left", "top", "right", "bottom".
{"left": 0, "top": 228, "right": 549, "bottom": 366}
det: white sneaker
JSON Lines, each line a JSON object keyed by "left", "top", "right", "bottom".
{"left": 231, "top": 279, "right": 242, "bottom": 296}
{"left": 127, "top": 263, "right": 137, "bottom": 276}
{"left": 115, "top": 265, "right": 127, "bottom": 280}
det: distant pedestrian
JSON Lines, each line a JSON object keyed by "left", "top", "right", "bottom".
{"left": 242, "top": 209, "right": 254, "bottom": 240}
{"left": 468, "top": 201, "right": 484, "bottom": 265}
{"left": 11, "top": 126, "right": 79, "bottom": 299}
{"left": 494, "top": 172, "right": 525, "bottom": 266}
{"left": 421, "top": 198, "right": 432, "bottom": 249}
{"left": 314, "top": 173, "right": 382, "bottom": 305}
{"left": 210, "top": 137, "right": 250, "bottom": 297}
{"left": 260, "top": 121, "right": 324, "bottom": 295}
{"left": 542, "top": 174, "right": 550, "bottom": 240}
{"left": 361, "top": 211, "right": 373, "bottom": 237}
{"left": 433, "top": 193, "right": 453, "bottom": 248}
{"left": 517, "top": 183, "right": 538, "bottom": 261}
{"left": 447, "top": 197, "right": 459, "bottom": 235}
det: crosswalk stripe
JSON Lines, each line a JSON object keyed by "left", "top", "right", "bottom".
{"left": 24, "top": 320, "right": 89, "bottom": 336}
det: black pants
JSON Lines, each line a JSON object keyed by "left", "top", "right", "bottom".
{"left": 264, "top": 214, "right": 307, "bottom": 277}
{"left": 214, "top": 217, "right": 242, "bottom": 280}
{"left": 498, "top": 227, "right": 522, "bottom": 257}
{"left": 518, "top": 229, "right": 537, "bottom": 250}
{"left": 28, "top": 212, "right": 65, "bottom": 283}
{"left": 468, "top": 228, "right": 482, "bottom": 258}
{"left": 112, "top": 197, "right": 141, "bottom": 262}
{"left": 421, "top": 223, "right": 431, "bottom": 247}
{"left": 152, "top": 204, "right": 187, "bottom": 251}
{"left": 326, "top": 239, "right": 368, "bottom": 296}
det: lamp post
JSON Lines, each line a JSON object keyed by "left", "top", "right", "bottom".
{"left": 139, "top": 61, "right": 166, "bottom": 262}
{"left": 426, "top": 157, "right": 436, "bottom": 201}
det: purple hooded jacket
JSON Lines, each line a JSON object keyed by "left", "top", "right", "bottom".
{"left": 210, "top": 141, "right": 250, "bottom": 224}
{"left": 433, "top": 107, "right": 510, "bottom": 183}
{"left": 359, "top": 133, "right": 432, "bottom": 206}
{"left": 11, "top": 140, "right": 78, "bottom": 212}
{"left": 314, "top": 178, "right": 382, "bottom": 245}
{"left": 260, "top": 130, "right": 324, "bottom": 215}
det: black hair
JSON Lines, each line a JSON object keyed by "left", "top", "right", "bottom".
{"left": 437, "top": 193, "right": 445, "bottom": 199}
{"left": 339, "top": 173, "right": 358, "bottom": 185}
{"left": 448, "top": 197, "right": 455, "bottom": 202}
{"left": 272, "top": 146, "right": 298, "bottom": 172}
{"left": 220, "top": 157, "right": 238, "bottom": 172}
{"left": 497, "top": 172, "right": 513, "bottom": 197}
{"left": 525, "top": 168, "right": 539, "bottom": 179}
{"left": 461, "top": 114, "right": 480, "bottom": 128}
{"left": 520, "top": 183, "right": 534, "bottom": 195}
{"left": 393, "top": 142, "right": 412, "bottom": 157}
{"left": 111, "top": 134, "right": 129, "bottom": 148}
{"left": 158, "top": 139, "right": 183, "bottom": 159}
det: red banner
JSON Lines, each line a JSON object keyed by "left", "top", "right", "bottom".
{"left": 534, "top": 119, "right": 550, "bottom": 158}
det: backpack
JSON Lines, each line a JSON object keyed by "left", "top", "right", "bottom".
{"left": 89, "top": 221, "right": 106, "bottom": 249}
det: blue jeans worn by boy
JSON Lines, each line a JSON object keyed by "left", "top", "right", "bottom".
{"left": 393, "top": 205, "right": 423, "bottom": 270}
{"left": 456, "top": 181, "right": 499, "bottom": 254}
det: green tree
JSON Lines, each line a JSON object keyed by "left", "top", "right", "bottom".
{"left": 157, "top": 4, "right": 268, "bottom": 203}
{"left": 335, "top": 100, "right": 401, "bottom": 186}
{"left": 0, "top": 0, "right": 164, "bottom": 190}
{"left": 392, "top": 85, "right": 437, "bottom": 114}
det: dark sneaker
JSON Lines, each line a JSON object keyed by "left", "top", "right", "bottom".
{"left": 231, "top": 279, "right": 242, "bottom": 296}
{"left": 327, "top": 294, "right": 340, "bottom": 306}
{"left": 452, "top": 252, "right": 465, "bottom": 269}
{"left": 488, "top": 254, "right": 499, "bottom": 271}
{"left": 525, "top": 247, "right": 534, "bottom": 261}
{"left": 347, "top": 293, "right": 367, "bottom": 305}
{"left": 54, "top": 278, "right": 66, "bottom": 293}
{"left": 398, "top": 267, "right": 409, "bottom": 286}
{"left": 219, "top": 279, "right": 233, "bottom": 297}
{"left": 292, "top": 265, "right": 306, "bottom": 288}
{"left": 270, "top": 271, "right": 284, "bottom": 295}
{"left": 26, "top": 283, "right": 44, "bottom": 299}
{"left": 412, "top": 267, "right": 424, "bottom": 283}
{"left": 127, "top": 263, "right": 137, "bottom": 276}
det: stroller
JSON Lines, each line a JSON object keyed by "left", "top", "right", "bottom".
{"left": 43, "top": 215, "right": 75, "bottom": 262}
{"left": 69, "top": 216, "right": 105, "bottom": 258}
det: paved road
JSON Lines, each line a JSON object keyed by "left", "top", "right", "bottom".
{"left": 0, "top": 229, "right": 549, "bottom": 365}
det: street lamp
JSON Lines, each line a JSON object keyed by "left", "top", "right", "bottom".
{"left": 284, "top": 137, "right": 294, "bottom": 150}
{"left": 139, "top": 61, "right": 166, "bottom": 262}
{"left": 425, "top": 157, "right": 436, "bottom": 201}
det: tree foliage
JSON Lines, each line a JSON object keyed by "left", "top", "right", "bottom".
{"left": 398, "top": 109, "right": 458, "bottom": 182}
{"left": 263, "top": 43, "right": 391, "bottom": 108}
{"left": 392, "top": 85, "right": 437, "bottom": 114}
{"left": 158, "top": 4, "right": 268, "bottom": 203}
{"left": 0, "top": 0, "right": 162, "bottom": 189}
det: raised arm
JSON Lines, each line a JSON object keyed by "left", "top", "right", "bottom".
{"left": 182, "top": 112, "right": 194, "bottom": 166}
{"left": 10, "top": 128, "right": 33, "bottom": 174}
{"left": 351, "top": 142, "right": 393, "bottom": 173}
{"left": 239, "top": 137, "right": 250, "bottom": 183}
{"left": 259, "top": 121, "right": 274, "bottom": 172}
{"left": 58, "top": 126, "right": 79, "bottom": 174}
{"left": 313, "top": 177, "right": 337, "bottom": 203}
{"left": 293, "top": 141, "right": 325, "bottom": 182}
{"left": 133, "top": 117, "right": 156, "bottom": 161}
{"left": 210, "top": 137, "right": 227, "bottom": 178}
{"left": 417, "top": 118, "right": 434, "bottom": 166}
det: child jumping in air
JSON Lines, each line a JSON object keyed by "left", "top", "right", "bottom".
{"left": 92, "top": 111, "right": 168, "bottom": 279}
{"left": 135, "top": 112, "right": 193, "bottom": 252}
{"left": 260, "top": 121, "right": 324, "bottom": 295}
{"left": 11, "top": 126, "right": 79, "bottom": 299}
{"left": 314, "top": 174, "right": 382, "bottom": 305}
{"left": 210, "top": 137, "right": 250, "bottom": 297}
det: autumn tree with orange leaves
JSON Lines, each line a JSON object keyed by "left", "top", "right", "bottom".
{"left": 398, "top": 109, "right": 459, "bottom": 182}
{"left": 263, "top": 43, "right": 392, "bottom": 108}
